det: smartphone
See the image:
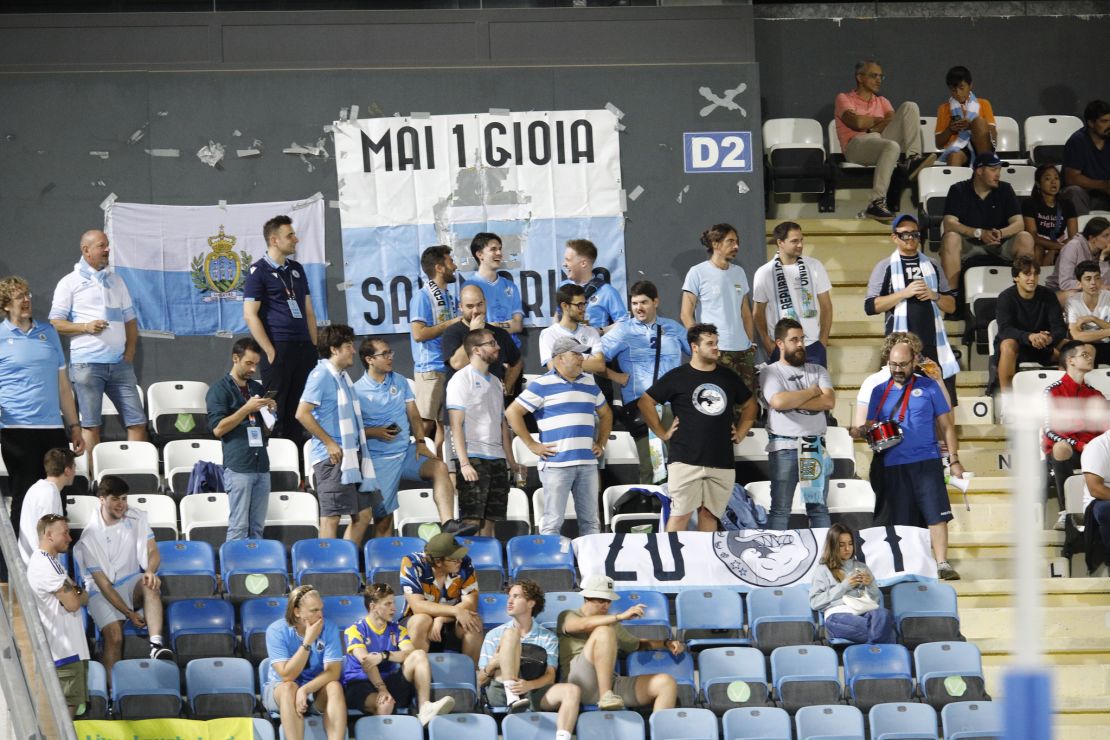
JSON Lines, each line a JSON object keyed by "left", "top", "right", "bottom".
{"left": 264, "top": 390, "right": 278, "bottom": 400}
{"left": 386, "top": 423, "right": 401, "bottom": 433}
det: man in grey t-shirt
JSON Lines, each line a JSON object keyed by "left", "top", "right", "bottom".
{"left": 759, "top": 318, "right": 836, "bottom": 530}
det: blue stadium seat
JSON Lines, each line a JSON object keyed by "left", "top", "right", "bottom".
{"left": 291, "top": 538, "right": 361, "bottom": 596}
{"left": 626, "top": 650, "right": 696, "bottom": 707}
{"left": 428, "top": 713, "right": 497, "bottom": 740}
{"left": 747, "top": 585, "right": 819, "bottom": 655}
{"left": 536, "top": 591, "right": 583, "bottom": 630}
{"left": 111, "top": 658, "right": 183, "bottom": 719}
{"left": 649, "top": 708, "right": 719, "bottom": 740}
{"left": 241, "top": 597, "right": 287, "bottom": 663}
{"left": 186, "top": 656, "right": 256, "bottom": 719}
{"left": 914, "top": 642, "right": 991, "bottom": 711}
{"left": 83, "top": 660, "right": 108, "bottom": 719}
{"left": 457, "top": 535, "right": 505, "bottom": 593}
{"left": 282, "top": 715, "right": 328, "bottom": 739}
{"left": 891, "top": 582, "right": 961, "bottom": 650}
{"left": 941, "top": 701, "right": 1001, "bottom": 740}
{"left": 167, "top": 598, "right": 237, "bottom": 666}
{"left": 502, "top": 712, "right": 559, "bottom": 740}
{"left": 843, "top": 643, "right": 915, "bottom": 713}
{"left": 429, "top": 652, "right": 478, "bottom": 712}
{"left": 365, "top": 536, "right": 425, "bottom": 594}
{"left": 795, "top": 704, "right": 865, "bottom": 740}
{"left": 610, "top": 590, "right": 671, "bottom": 641}
{"left": 322, "top": 594, "right": 366, "bottom": 632}
{"left": 770, "top": 645, "right": 842, "bottom": 715}
{"left": 576, "top": 710, "right": 646, "bottom": 740}
{"left": 157, "top": 540, "right": 218, "bottom": 602}
{"left": 698, "top": 647, "right": 771, "bottom": 714}
{"left": 505, "top": 535, "right": 575, "bottom": 592}
{"left": 676, "top": 588, "right": 749, "bottom": 651}
{"left": 722, "top": 707, "right": 792, "bottom": 740}
{"left": 254, "top": 718, "right": 277, "bottom": 740}
{"left": 219, "top": 539, "right": 289, "bottom": 604}
{"left": 477, "top": 592, "right": 510, "bottom": 631}
{"left": 869, "top": 702, "right": 939, "bottom": 740}
{"left": 354, "top": 714, "right": 423, "bottom": 740}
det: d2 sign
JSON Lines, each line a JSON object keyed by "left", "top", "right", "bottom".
{"left": 683, "top": 131, "right": 753, "bottom": 173}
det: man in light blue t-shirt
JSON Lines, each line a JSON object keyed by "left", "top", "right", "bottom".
{"left": 463, "top": 233, "right": 524, "bottom": 348}
{"left": 560, "top": 238, "right": 627, "bottom": 331}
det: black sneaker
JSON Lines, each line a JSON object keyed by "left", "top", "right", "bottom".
{"left": 865, "top": 198, "right": 894, "bottom": 222}
{"left": 150, "top": 644, "right": 175, "bottom": 661}
{"left": 906, "top": 153, "right": 938, "bottom": 180}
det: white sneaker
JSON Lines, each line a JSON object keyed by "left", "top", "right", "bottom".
{"left": 1054, "top": 512, "right": 1068, "bottom": 531}
{"left": 418, "top": 696, "right": 455, "bottom": 727}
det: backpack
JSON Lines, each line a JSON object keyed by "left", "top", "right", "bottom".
{"left": 721, "top": 483, "right": 768, "bottom": 531}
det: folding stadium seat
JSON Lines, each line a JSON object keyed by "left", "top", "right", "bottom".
{"left": 127, "top": 493, "right": 178, "bottom": 541}
{"left": 609, "top": 590, "right": 670, "bottom": 640}
{"left": 291, "top": 538, "right": 361, "bottom": 596}
{"left": 428, "top": 653, "right": 478, "bottom": 712}
{"left": 763, "top": 118, "right": 833, "bottom": 214}
{"left": 914, "top": 642, "right": 991, "bottom": 711}
{"left": 92, "top": 440, "right": 160, "bottom": 491}
{"left": 826, "top": 479, "right": 876, "bottom": 532}
{"left": 322, "top": 594, "right": 365, "bottom": 632}
{"left": 576, "top": 710, "right": 646, "bottom": 740}
{"left": 626, "top": 650, "right": 696, "bottom": 707}
{"left": 744, "top": 480, "right": 803, "bottom": 524}
{"left": 364, "top": 536, "right": 425, "bottom": 594}
{"left": 1064, "top": 474, "right": 1087, "bottom": 525}
{"left": 147, "top": 380, "right": 211, "bottom": 442}
{"left": 266, "top": 437, "right": 302, "bottom": 492}
{"left": 1084, "top": 366, "right": 1110, "bottom": 394}
{"left": 826, "top": 119, "right": 875, "bottom": 182}
{"left": 355, "top": 714, "right": 423, "bottom": 740}
{"left": 511, "top": 437, "right": 542, "bottom": 493}
{"left": 284, "top": 715, "right": 328, "bottom": 739}
{"left": 186, "top": 656, "right": 257, "bottom": 719}
{"left": 869, "top": 702, "right": 939, "bottom": 740}
{"left": 220, "top": 539, "right": 289, "bottom": 604}
{"left": 843, "top": 643, "right": 915, "bottom": 713}
{"left": 180, "top": 491, "right": 230, "bottom": 551}
{"left": 531, "top": 487, "right": 579, "bottom": 538}
{"left": 1000, "top": 164, "right": 1036, "bottom": 197}
{"left": 64, "top": 495, "right": 99, "bottom": 542}
{"left": 602, "top": 484, "right": 665, "bottom": 534}
{"left": 770, "top": 645, "right": 842, "bottom": 715}
{"left": 83, "top": 660, "right": 108, "bottom": 719}
{"left": 264, "top": 491, "right": 319, "bottom": 549}
{"left": 941, "top": 700, "right": 1001, "bottom": 740}
{"left": 167, "top": 597, "right": 236, "bottom": 665}
{"left": 919, "top": 116, "right": 938, "bottom": 154}
{"left": 303, "top": 440, "right": 316, "bottom": 491}
{"left": 63, "top": 452, "right": 90, "bottom": 497}
{"left": 795, "top": 705, "right": 865, "bottom": 740}
{"left": 1012, "top": 369, "right": 1064, "bottom": 400}
{"left": 649, "top": 708, "right": 720, "bottom": 740}
{"left": 254, "top": 718, "right": 277, "bottom": 740}
{"left": 601, "top": 430, "right": 641, "bottom": 487}
{"left": 891, "top": 582, "right": 962, "bottom": 650}
{"left": 0, "top": 455, "right": 7, "bottom": 498}
{"left": 497, "top": 486, "right": 533, "bottom": 542}
{"left": 478, "top": 592, "right": 510, "bottom": 631}
{"left": 163, "top": 438, "right": 224, "bottom": 497}
{"left": 733, "top": 427, "right": 770, "bottom": 481}
{"left": 241, "top": 597, "right": 287, "bottom": 664}
{"left": 994, "top": 115, "right": 1023, "bottom": 163}
{"left": 98, "top": 389, "right": 139, "bottom": 444}
{"left": 1078, "top": 211, "right": 1110, "bottom": 234}
{"left": 698, "top": 647, "right": 771, "bottom": 714}
{"left": 963, "top": 266, "right": 1011, "bottom": 354}
{"left": 917, "top": 166, "right": 972, "bottom": 248}
{"left": 395, "top": 488, "right": 444, "bottom": 538}
{"left": 156, "top": 540, "right": 218, "bottom": 601}
{"left": 826, "top": 426, "right": 855, "bottom": 479}
{"left": 747, "top": 585, "right": 819, "bottom": 655}
{"left": 536, "top": 591, "right": 583, "bottom": 630}
{"left": 121, "top": 618, "right": 152, "bottom": 660}
{"left": 502, "top": 712, "right": 559, "bottom": 740}
{"left": 505, "top": 535, "right": 575, "bottom": 592}
{"left": 722, "top": 706, "right": 792, "bottom": 740}
{"left": 428, "top": 714, "right": 497, "bottom": 740}
{"left": 111, "top": 658, "right": 183, "bottom": 719}
{"left": 1023, "top": 115, "right": 1082, "bottom": 166}
{"left": 457, "top": 535, "right": 504, "bottom": 593}
{"left": 676, "top": 588, "right": 749, "bottom": 651}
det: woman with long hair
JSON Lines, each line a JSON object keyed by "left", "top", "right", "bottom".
{"left": 809, "top": 523, "right": 896, "bottom": 644}
{"left": 1023, "top": 164, "right": 1078, "bottom": 265}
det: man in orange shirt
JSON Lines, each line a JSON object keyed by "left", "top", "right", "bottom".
{"left": 934, "top": 66, "right": 996, "bottom": 167}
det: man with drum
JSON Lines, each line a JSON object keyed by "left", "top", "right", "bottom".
{"left": 864, "top": 340, "right": 964, "bottom": 580}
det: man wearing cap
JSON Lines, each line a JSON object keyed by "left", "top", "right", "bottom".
{"left": 506, "top": 336, "right": 613, "bottom": 536}
{"left": 938, "top": 152, "right": 1036, "bottom": 290}
{"left": 866, "top": 213, "right": 960, "bottom": 403}
{"left": 398, "top": 533, "right": 483, "bottom": 664}
{"left": 478, "top": 580, "right": 580, "bottom": 739}
{"left": 556, "top": 574, "right": 682, "bottom": 712}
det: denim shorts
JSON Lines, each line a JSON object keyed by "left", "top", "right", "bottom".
{"left": 69, "top": 361, "right": 147, "bottom": 428}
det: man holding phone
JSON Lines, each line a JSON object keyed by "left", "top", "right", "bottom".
{"left": 206, "top": 337, "right": 277, "bottom": 540}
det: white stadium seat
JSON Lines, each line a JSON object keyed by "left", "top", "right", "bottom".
{"left": 1023, "top": 114, "right": 1082, "bottom": 165}
{"left": 994, "top": 115, "right": 1024, "bottom": 162}
{"left": 147, "top": 380, "right": 211, "bottom": 441}
{"left": 163, "top": 438, "right": 223, "bottom": 496}
{"left": 1000, "top": 164, "right": 1036, "bottom": 197}
{"left": 127, "top": 493, "right": 178, "bottom": 540}
{"left": 180, "top": 492, "right": 230, "bottom": 549}
{"left": 266, "top": 437, "right": 302, "bottom": 491}
{"left": 92, "top": 440, "right": 161, "bottom": 491}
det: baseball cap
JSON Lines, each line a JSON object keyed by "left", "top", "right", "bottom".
{"left": 973, "top": 152, "right": 1008, "bottom": 168}
{"left": 579, "top": 574, "right": 618, "bottom": 600}
{"left": 424, "top": 533, "right": 469, "bottom": 560}
{"left": 551, "top": 336, "right": 592, "bottom": 356}
{"left": 891, "top": 213, "right": 919, "bottom": 232}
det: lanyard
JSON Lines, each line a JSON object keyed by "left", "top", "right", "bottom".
{"left": 274, "top": 266, "right": 296, "bottom": 301}
{"left": 236, "top": 379, "right": 257, "bottom": 425}
{"left": 876, "top": 375, "right": 915, "bottom": 423}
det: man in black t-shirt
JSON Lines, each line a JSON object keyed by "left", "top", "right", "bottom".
{"left": 938, "top": 152, "right": 1035, "bottom": 289}
{"left": 1062, "top": 99, "right": 1110, "bottom": 217}
{"left": 638, "top": 323, "right": 757, "bottom": 533}
{"left": 442, "top": 284, "right": 523, "bottom": 395}
{"left": 995, "top": 256, "right": 1068, "bottom": 391}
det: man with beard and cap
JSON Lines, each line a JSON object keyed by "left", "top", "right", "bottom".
{"left": 864, "top": 338, "right": 964, "bottom": 580}
{"left": 759, "top": 318, "right": 836, "bottom": 531}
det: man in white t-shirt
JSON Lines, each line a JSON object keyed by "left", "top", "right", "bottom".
{"left": 1066, "top": 259, "right": 1110, "bottom": 366}
{"left": 1079, "top": 429, "right": 1110, "bottom": 570}
{"left": 28, "top": 514, "right": 90, "bottom": 716}
{"left": 539, "top": 283, "right": 603, "bottom": 370}
{"left": 18, "top": 447, "right": 75, "bottom": 564}
{"left": 752, "top": 221, "right": 833, "bottom": 367}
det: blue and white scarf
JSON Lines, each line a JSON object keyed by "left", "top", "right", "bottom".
{"left": 888, "top": 251, "right": 960, "bottom": 379}
{"left": 941, "top": 92, "right": 981, "bottom": 163}
{"left": 319, "top": 359, "right": 377, "bottom": 491}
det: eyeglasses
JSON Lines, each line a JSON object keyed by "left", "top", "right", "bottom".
{"left": 371, "top": 350, "right": 394, "bottom": 359}
{"left": 894, "top": 231, "right": 922, "bottom": 241}
{"left": 889, "top": 360, "right": 913, "bottom": 370}
{"left": 11, "top": 293, "right": 31, "bottom": 301}
{"left": 477, "top": 340, "right": 497, "bottom": 348}
{"left": 863, "top": 72, "right": 885, "bottom": 80}
{"left": 567, "top": 301, "right": 587, "bottom": 309}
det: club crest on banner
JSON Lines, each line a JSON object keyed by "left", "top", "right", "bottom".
{"left": 190, "top": 225, "right": 252, "bottom": 301}
{"left": 711, "top": 530, "right": 819, "bottom": 587}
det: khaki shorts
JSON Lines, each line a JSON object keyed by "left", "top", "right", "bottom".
{"left": 56, "top": 659, "right": 88, "bottom": 711}
{"left": 414, "top": 371, "right": 446, "bottom": 421}
{"left": 957, "top": 234, "right": 1019, "bottom": 262}
{"left": 667, "top": 462, "right": 735, "bottom": 518}
{"left": 567, "top": 653, "right": 642, "bottom": 707}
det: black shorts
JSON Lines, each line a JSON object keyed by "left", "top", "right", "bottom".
{"left": 343, "top": 670, "right": 415, "bottom": 712}
{"left": 428, "top": 623, "right": 465, "bottom": 654}
{"left": 456, "top": 457, "right": 509, "bottom": 522}
{"left": 882, "top": 457, "right": 953, "bottom": 527}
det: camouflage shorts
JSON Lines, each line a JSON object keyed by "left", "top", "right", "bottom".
{"left": 718, "top": 347, "right": 757, "bottom": 391}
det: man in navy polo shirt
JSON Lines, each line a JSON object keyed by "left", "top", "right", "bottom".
{"left": 244, "top": 214, "right": 318, "bottom": 444}
{"left": 1062, "top": 99, "right": 1110, "bottom": 216}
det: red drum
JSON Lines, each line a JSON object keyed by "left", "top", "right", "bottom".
{"left": 865, "top": 420, "right": 903, "bottom": 452}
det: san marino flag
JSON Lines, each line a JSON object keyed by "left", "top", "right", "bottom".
{"left": 105, "top": 195, "right": 328, "bottom": 336}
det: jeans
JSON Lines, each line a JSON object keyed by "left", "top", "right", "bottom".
{"left": 767, "top": 447, "right": 831, "bottom": 531}
{"left": 538, "top": 463, "right": 600, "bottom": 535}
{"left": 825, "top": 608, "right": 896, "bottom": 644}
{"left": 69, "top": 361, "right": 146, "bottom": 427}
{"left": 1091, "top": 500, "right": 1110, "bottom": 554}
{"left": 223, "top": 469, "right": 270, "bottom": 540}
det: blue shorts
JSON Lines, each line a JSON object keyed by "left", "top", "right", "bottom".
{"left": 70, "top": 361, "right": 147, "bottom": 428}
{"left": 373, "top": 443, "right": 430, "bottom": 519}
{"left": 882, "top": 457, "right": 953, "bottom": 526}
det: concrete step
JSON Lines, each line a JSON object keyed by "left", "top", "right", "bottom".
{"left": 962, "top": 606, "right": 1105, "bottom": 644}
{"left": 1056, "top": 714, "right": 1110, "bottom": 739}
{"left": 830, "top": 320, "right": 965, "bottom": 340}
{"left": 852, "top": 445, "right": 1020, "bottom": 477}
{"left": 833, "top": 369, "right": 991, "bottom": 390}
{"left": 954, "top": 578, "right": 1110, "bottom": 609}
{"left": 983, "top": 663, "right": 1110, "bottom": 714}
{"left": 946, "top": 501, "right": 1044, "bottom": 536}
{"left": 764, "top": 236, "right": 892, "bottom": 264}
{"left": 764, "top": 218, "right": 889, "bottom": 237}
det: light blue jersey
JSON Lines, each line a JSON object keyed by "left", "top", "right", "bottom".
{"left": 464, "top": 273, "right": 523, "bottom": 347}
{"left": 600, "top": 316, "right": 689, "bottom": 404}
{"left": 408, "top": 283, "right": 458, "bottom": 373}
{"left": 354, "top": 371, "right": 414, "bottom": 456}
{"left": 559, "top": 278, "right": 627, "bottom": 328}
{"left": 0, "top": 320, "right": 66, "bottom": 427}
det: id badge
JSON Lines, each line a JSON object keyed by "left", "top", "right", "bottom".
{"left": 247, "top": 426, "right": 264, "bottom": 447}
{"left": 287, "top": 299, "right": 303, "bottom": 319}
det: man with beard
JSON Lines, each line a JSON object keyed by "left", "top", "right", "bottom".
{"left": 759, "top": 319, "right": 836, "bottom": 531}
{"left": 1062, "top": 100, "right": 1110, "bottom": 216}
{"left": 864, "top": 340, "right": 964, "bottom": 580}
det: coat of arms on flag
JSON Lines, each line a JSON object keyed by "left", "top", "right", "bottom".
{"left": 189, "top": 226, "right": 253, "bottom": 300}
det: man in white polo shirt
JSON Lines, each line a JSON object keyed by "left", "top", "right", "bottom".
{"left": 506, "top": 337, "right": 613, "bottom": 536}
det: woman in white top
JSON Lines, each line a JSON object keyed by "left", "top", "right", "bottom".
{"left": 809, "top": 523, "right": 896, "bottom": 644}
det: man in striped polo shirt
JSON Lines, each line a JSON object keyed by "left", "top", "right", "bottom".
{"left": 506, "top": 337, "right": 613, "bottom": 535}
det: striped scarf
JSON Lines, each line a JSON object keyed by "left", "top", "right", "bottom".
{"left": 941, "top": 92, "right": 981, "bottom": 161}
{"left": 888, "top": 251, "right": 960, "bottom": 379}
{"left": 319, "top": 359, "right": 377, "bottom": 491}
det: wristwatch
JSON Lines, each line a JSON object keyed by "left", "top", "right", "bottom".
{"left": 973, "top": 228, "right": 982, "bottom": 240}
{"left": 302, "top": 642, "right": 312, "bottom": 651}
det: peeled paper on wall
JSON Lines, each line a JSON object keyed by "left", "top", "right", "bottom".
{"left": 333, "top": 109, "right": 627, "bottom": 334}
